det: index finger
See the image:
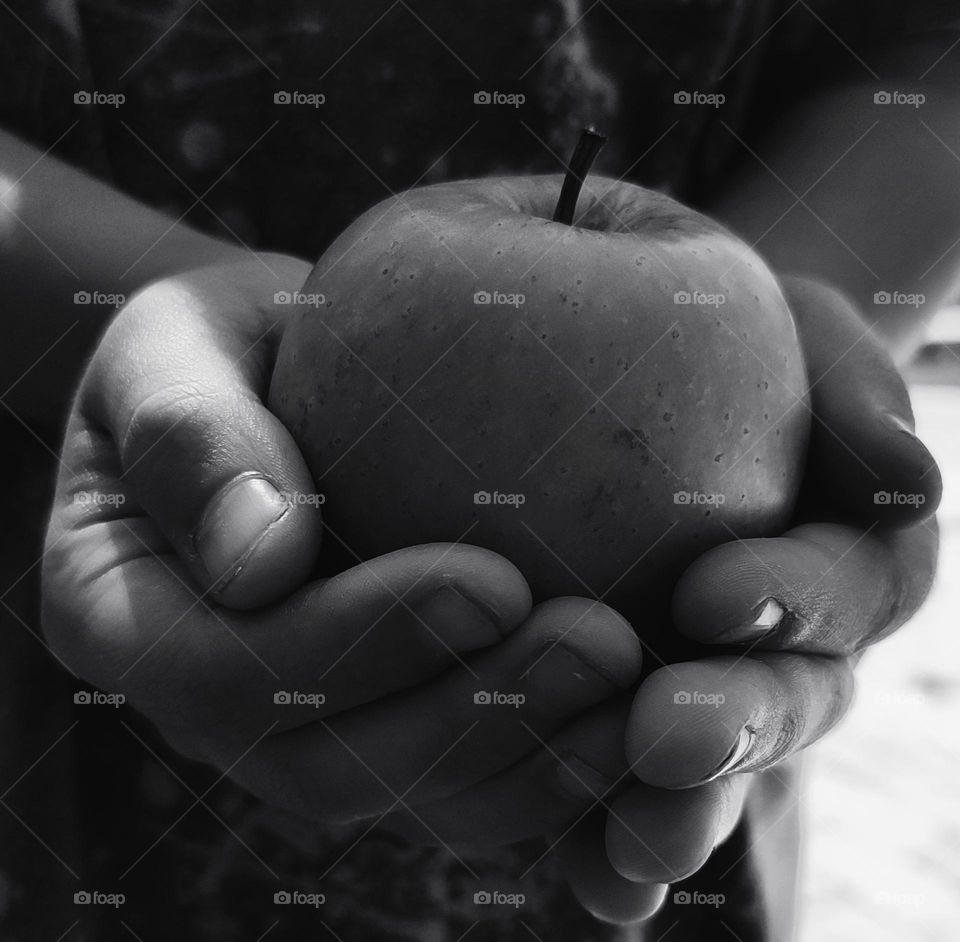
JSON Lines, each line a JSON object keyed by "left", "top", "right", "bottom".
{"left": 672, "top": 519, "right": 937, "bottom": 654}
{"left": 783, "top": 275, "right": 941, "bottom": 526}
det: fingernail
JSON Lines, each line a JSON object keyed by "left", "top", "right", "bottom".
{"left": 524, "top": 644, "right": 618, "bottom": 708}
{"left": 711, "top": 597, "right": 785, "bottom": 644}
{"left": 702, "top": 725, "right": 754, "bottom": 782}
{"left": 554, "top": 752, "right": 613, "bottom": 802}
{"left": 414, "top": 584, "right": 503, "bottom": 649}
{"left": 195, "top": 473, "right": 288, "bottom": 587}
{"left": 880, "top": 411, "right": 917, "bottom": 438}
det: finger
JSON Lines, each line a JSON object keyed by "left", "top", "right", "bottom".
{"left": 240, "top": 598, "right": 642, "bottom": 822}
{"left": 672, "top": 519, "right": 938, "bottom": 654}
{"left": 83, "top": 272, "right": 320, "bottom": 609}
{"left": 605, "top": 776, "right": 749, "bottom": 884}
{"left": 223, "top": 543, "right": 533, "bottom": 728}
{"left": 44, "top": 438, "right": 532, "bottom": 741}
{"left": 383, "top": 702, "right": 749, "bottom": 869}
{"left": 556, "top": 811, "right": 668, "bottom": 925}
{"left": 377, "top": 697, "right": 632, "bottom": 846}
{"left": 626, "top": 655, "right": 854, "bottom": 788}
{"left": 782, "top": 275, "right": 941, "bottom": 526}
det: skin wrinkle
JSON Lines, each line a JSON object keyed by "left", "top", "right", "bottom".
{"left": 762, "top": 655, "right": 853, "bottom": 771}
{"left": 768, "top": 713, "right": 802, "bottom": 769}
{"left": 752, "top": 656, "right": 806, "bottom": 770}
{"left": 769, "top": 530, "right": 899, "bottom": 652}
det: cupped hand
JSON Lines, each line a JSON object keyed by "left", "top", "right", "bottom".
{"left": 42, "top": 256, "right": 940, "bottom": 922}
{"left": 41, "top": 254, "right": 643, "bottom": 835}
{"left": 558, "top": 275, "right": 942, "bottom": 923}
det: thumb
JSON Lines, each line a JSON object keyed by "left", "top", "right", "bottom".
{"left": 782, "top": 274, "right": 941, "bottom": 526}
{"left": 85, "top": 271, "right": 320, "bottom": 609}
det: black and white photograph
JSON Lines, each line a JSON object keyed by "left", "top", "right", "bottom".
{"left": 0, "top": 2, "right": 957, "bottom": 940}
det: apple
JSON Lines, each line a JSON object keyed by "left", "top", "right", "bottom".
{"left": 268, "top": 130, "right": 809, "bottom": 633}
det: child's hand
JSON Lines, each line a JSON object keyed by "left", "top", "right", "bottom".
{"left": 630, "top": 276, "right": 939, "bottom": 783}
{"left": 41, "top": 256, "right": 643, "bottom": 831}
{"left": 556, "top": 275, "right": 941, "bottom": 923}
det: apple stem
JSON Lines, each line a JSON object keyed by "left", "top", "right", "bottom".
{"left": 553, "top": 126, "right": 607, "bottom": 226}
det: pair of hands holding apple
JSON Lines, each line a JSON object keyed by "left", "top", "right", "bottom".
{"left": 42, "top": 184, "right": 940, "bottom": 924}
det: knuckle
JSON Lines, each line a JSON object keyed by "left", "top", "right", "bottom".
{"left": 119, "top": 383, "right": 220, "bottom": 470}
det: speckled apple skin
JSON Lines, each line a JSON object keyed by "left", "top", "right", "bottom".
{"left": 268, "top": 175, "right": 809, "bottom": 627}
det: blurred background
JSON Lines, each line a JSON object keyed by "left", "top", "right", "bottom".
{"left": 800, "top": 309, "right": 960, "bottom": 942}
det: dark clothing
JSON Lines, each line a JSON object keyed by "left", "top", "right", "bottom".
{"left": 2, "top": 0, "right": 922, "bottom": 258}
